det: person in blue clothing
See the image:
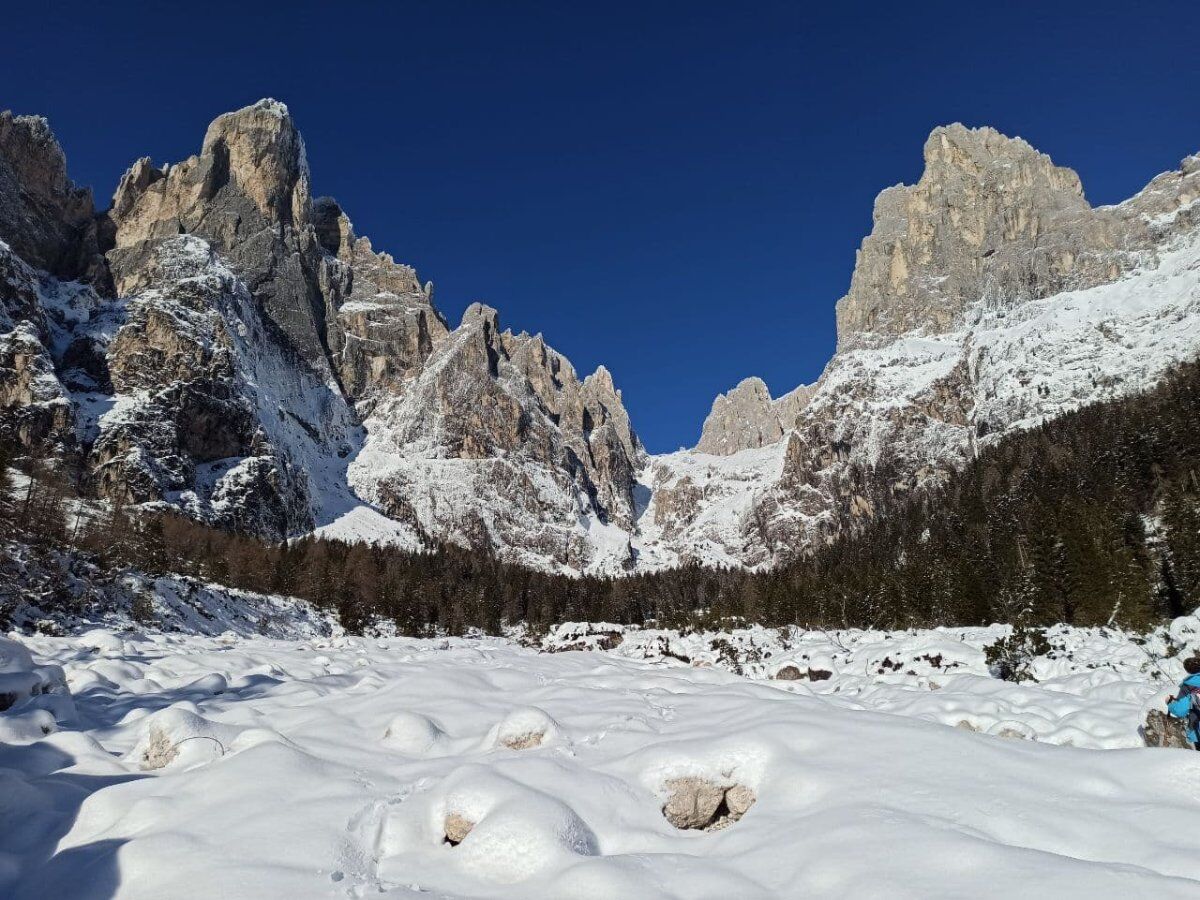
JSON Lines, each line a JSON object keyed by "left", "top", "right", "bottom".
{"left": 1166, "top": 657, "right": 1200, "bottom": 750}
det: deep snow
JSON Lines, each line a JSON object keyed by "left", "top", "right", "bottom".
{"left": 6, "top": 613, "right": 1200, "bottom": 898}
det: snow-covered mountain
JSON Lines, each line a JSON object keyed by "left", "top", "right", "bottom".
{"left": 645, "top": 126, "right": 1200, "bottom": 569}
{"left": 1, "top": 104, "right": 1198, "bottom": 573}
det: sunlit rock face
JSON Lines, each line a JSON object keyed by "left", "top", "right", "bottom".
{"left": 2, "top": 102, "right": 1198, "bottom": 571}
{"left": 0, "top": 100, "right": 646, "bottom": 569}
{"left": 666, "top": 125, "right": 1200, "bottom": 569}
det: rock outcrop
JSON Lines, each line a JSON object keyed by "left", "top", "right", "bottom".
{"left": 696, "top": 377, "right": 813, "bottom": 455}
{"left": 0, "top": 111, "right": 105, "bottom": 284}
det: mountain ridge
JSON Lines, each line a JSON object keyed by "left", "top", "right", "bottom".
{"left": 1, "top": 101, "right": 1198, "bottom": 574}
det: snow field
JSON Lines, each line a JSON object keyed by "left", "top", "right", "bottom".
{"left": 4, "top": 626, "right": 1200, "bottom": 897}
{"left": 569, "top": 619, "right": 1200, "bottom": 750}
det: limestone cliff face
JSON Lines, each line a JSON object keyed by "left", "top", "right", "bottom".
{"left": 834, "top": 124, "right": 1199, "bottom": 349}
{"left": 666, "top": 125, "right": 1200, "bottom": 569}
{"left": 0, "top": 100, "right": 645, "bottom": 569}
{"left": 312, "top": 196, "right": 449, "bottom": 406}
{"left": 2, "top": 103, "right": 1198, "bottom": 573}
{"left": 696, "top": 377, "right": 813, "bottom": 456}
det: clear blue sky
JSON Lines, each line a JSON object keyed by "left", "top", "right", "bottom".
{"left": 3, "top": 2, "right": 1196, "bottom": 451}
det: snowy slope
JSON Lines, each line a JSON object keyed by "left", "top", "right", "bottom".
{"left": 6, "top": 619, "right": 1200, "bottom": 898}
{"left": 640, "top": 231, "right": 1200, "bottom": 569}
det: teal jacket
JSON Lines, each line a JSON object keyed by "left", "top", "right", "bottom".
{"left": 1167, "top": 673, "right": 1200, "bottom": 742}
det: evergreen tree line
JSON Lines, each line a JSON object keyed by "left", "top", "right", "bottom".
{"left": 5, "top": 361, "right": 1200, "bottom": 634}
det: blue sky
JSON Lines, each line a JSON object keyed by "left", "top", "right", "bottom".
{"left": 3, "top": 1, "right": 1197, "bottom": 451}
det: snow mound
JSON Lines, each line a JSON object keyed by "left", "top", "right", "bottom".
{"left": 382, "top": 711, "right": 447, "bottom": 756}
{"left": 382, "top": 765, "right": 599, "bottom": 885}
{"left": 0, "top": 635, "right": 69, "bottom": 733}
{"left": 75, "top": 628, "right": 128, "bottom": 654}
{"left": 487, "top": 705, "right": 560, "bottom": 751}
{"left": 124, "top": 705, "right": 241, "bottom": 771}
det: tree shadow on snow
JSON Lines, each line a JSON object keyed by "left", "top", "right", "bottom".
{"left": 18, "top": 837, "right": 130, "bottom": 900}
{"left": 2, "top": 665, "right": 300, "bottom": 898}
{"left": 0, "top": 727, "right": 143, "bottom": 899}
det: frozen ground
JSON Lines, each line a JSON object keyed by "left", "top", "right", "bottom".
{"left": 5, "top": 617, "right": 1200, "bottom": 899}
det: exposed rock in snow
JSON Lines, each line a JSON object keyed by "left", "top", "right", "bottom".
{"left": 443, "top": 812, "right": 475, "bottom": 845}
{"left": 488, "top": 705, "right": 558, "bottom": 751}
{"left": 8, "top": 620, "right": 1200, "bottom": 896}
{"left": 1142, "top": 709, "right": 1190, "bottom": 748}
{"left": 661, "top": 777, "right": 727, "bottom": 830}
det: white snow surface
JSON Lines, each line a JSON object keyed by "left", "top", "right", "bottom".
{"left": 7, "top": 613, "right": 1200, "bottom": 898}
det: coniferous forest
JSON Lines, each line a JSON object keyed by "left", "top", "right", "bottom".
{"left": 5, "top": 361, "right": 1200, "bottom": 635}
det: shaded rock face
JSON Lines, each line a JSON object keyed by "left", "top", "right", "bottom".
{"left": 0, "top": 111, "right": 104, "bottom": 284}
{"left": 83, "top": 237, "right": 329, "bottom": 537}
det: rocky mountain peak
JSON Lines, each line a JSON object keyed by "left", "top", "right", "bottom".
{"left": 0, "top": 110, "right": 101, "bottom": 282}
{"left": 104, "top": 99, "right": 334, "bottom": 370}
{"left": 921, "top": 123, "right": 1084, "bottom": 197}
{"left": 834, "top": 123, "right": 1117, "bottom": 349}
{"left": 583, "top": 364, "right": 615, "bottom": 395}
{"left": 695, "top": 376, "right": 813, "bottom": 456}
{"left": 109, "top": 98, "right": 311, "bottom": 250}
{"left": 199, "top": 98, "right": 310, "bottom": 230}
{"left": 461, "top": 301, "right": 500, "bottom": 331}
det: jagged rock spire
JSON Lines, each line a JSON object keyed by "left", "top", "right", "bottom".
{"left": 0, "top": 110, "right": 102, "bottom": 282}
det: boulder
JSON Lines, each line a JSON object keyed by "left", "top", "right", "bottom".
{"left": 443, "top": 812, "right": 474, "bottom": 845}
{"left": 662, "top": 777, "right": 726, "bottom": 830}
{"left": 1142, "top": 709, "right": 1191, "bottom": 749}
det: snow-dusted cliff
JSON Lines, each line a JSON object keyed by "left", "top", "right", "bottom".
{"left": 1, "top": 105, "right": 1198, "bottom": 573}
